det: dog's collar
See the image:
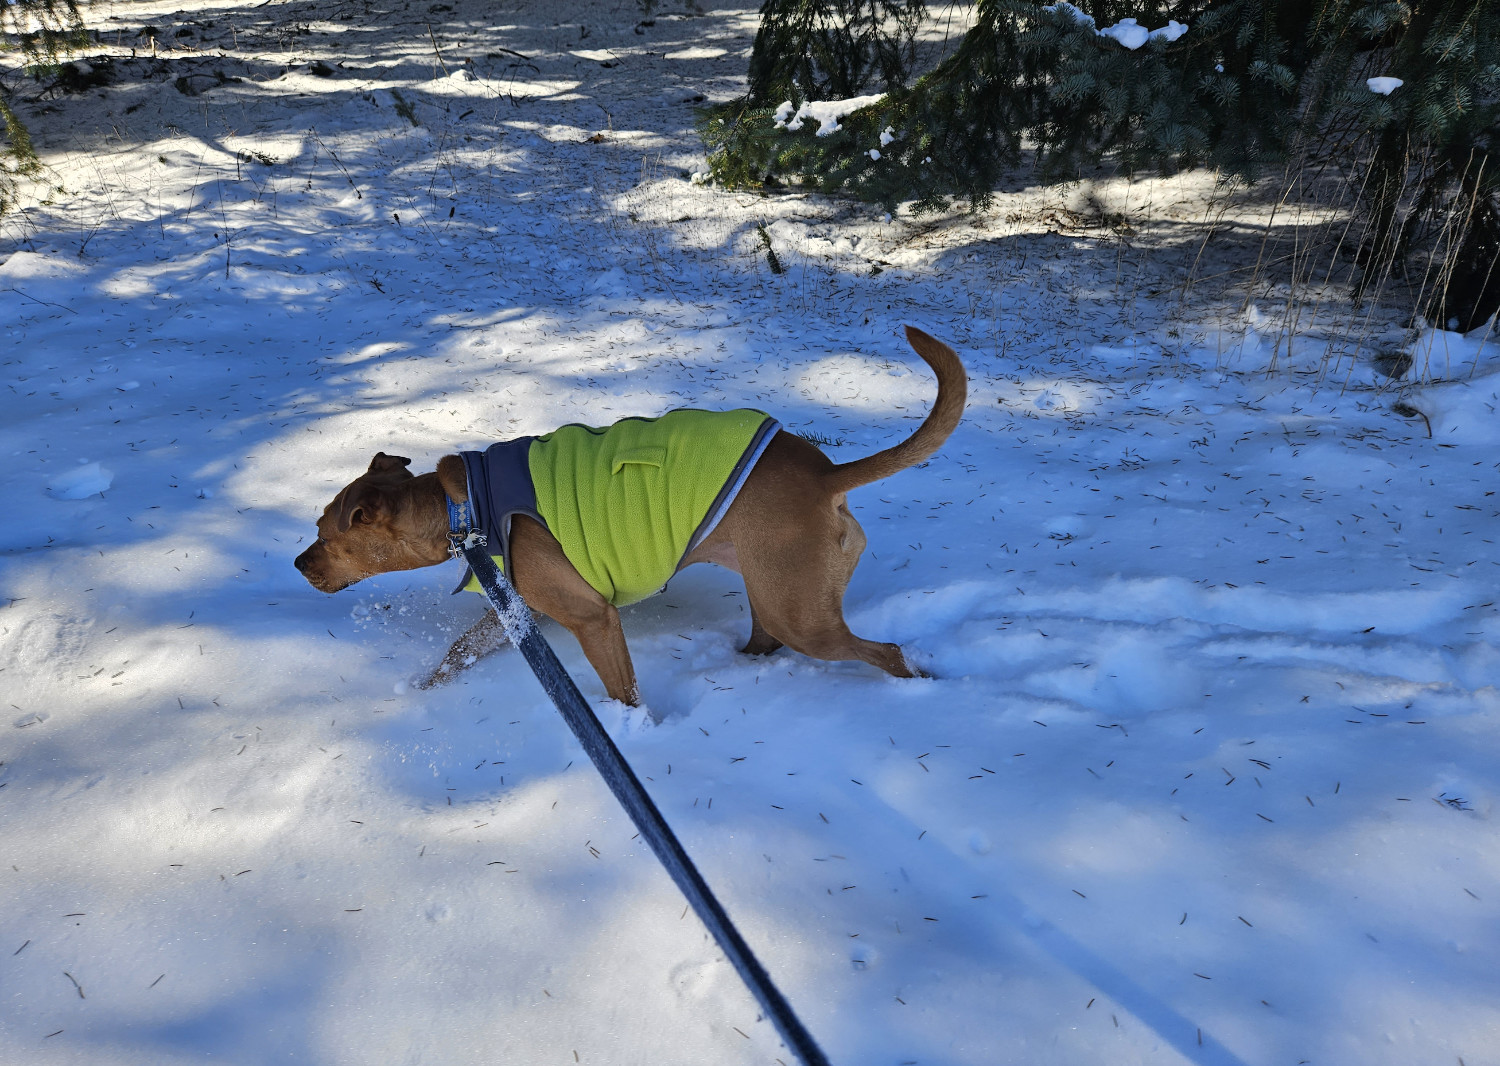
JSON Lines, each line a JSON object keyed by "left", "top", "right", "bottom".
{"left": 446, "top": 496, "right": 485, "bottom": 559}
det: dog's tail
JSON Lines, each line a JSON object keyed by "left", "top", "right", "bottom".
{"left": 824, "top": 326, "right": 967, "bottom": 494}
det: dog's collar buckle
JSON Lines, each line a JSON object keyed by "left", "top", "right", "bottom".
{"left": 446, "top": 498, "right": 483, "bottom": 560}
{"left": 448, "top": 528, "right": 487, "bottom": 560}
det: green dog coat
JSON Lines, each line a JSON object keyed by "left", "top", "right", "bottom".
{"left": 456, "top": 409, "right": 779, "bottom": 606}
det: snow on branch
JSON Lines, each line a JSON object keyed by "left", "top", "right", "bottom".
{"left": 774, "top": 94, "right": 887, "bottom": 137}
{"left": 1043, "top": 3, "right": 1189, "bottom": 50}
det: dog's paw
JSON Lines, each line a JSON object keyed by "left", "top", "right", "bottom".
{"left": 413, "top": 664, "right": 453, "bottom": 691}
{"left": 740, "top": 634, "right": 785, "bottom": 657}
{"left": 901, "top": 649, "right": 936, "bottom": 680}
{"left": 598, "top": 698, "right": 658, "bottom": 733}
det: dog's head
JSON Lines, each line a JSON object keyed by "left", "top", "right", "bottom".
{"left": 294, "top": 452, "right": 446, "bottom": 593}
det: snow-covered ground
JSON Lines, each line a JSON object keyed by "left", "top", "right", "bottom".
{"left": 3, "top": 3, "right": 1499, "bottom": 1064}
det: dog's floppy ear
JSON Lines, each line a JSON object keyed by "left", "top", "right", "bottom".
{"left": 334, "top": 483, "right": 390, "bottom": 533}
{"left": 367, "top": 452, "right": 412, "bottom": 476}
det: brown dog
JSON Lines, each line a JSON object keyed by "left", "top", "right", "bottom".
{"left": 294, "top": 326, "right": 965, "bottom": 705}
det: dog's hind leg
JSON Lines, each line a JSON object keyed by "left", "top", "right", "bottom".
{"left": 747, "top": 587, "right": 916, "bottom": 679}
{"left": 741, "top": 609, "right": 785, "bottom": 657}
{"left": 418, "top": 609, "right": 508, "bottom": 689}
{"left": 737, "top": 502, "right": 919, "bottom": 680}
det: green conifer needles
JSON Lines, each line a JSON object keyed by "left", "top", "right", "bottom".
{"left": 702, "top": 1, "right": 1496, "bottom": 225}
{"left": 2, "top": 0, "right": 89, "bottom": 213}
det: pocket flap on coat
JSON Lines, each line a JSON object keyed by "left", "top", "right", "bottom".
{"left": 612, "top": 446, "right": 666, "bottom": 474}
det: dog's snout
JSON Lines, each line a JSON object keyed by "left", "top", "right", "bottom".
{"left": 294, "top": 545, "right": 321, "bottom": 575}
{"left": 294, "top": 544, "right": 352, "bottom": 594}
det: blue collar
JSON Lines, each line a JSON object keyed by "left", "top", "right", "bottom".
{"left": 448, "top": 496, "right": 475, "bottom": 535}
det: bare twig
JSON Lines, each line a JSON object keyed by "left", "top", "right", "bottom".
{"left": 427, "top": 22, "right": 450, "bottom": 77}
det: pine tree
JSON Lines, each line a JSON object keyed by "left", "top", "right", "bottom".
{"left": 1, "top": 0, "right": 88, "bottom": 214}
{"left": 702, "top": 0, "right": 1500, "bottom": 328}
{"left": 745, "top": 0, "right": 928, "bottom": 104}
{"left": 1346, "top": 0, "right": 1500, "bottom": 329}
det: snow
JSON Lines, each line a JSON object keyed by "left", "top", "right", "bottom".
{"left": 1150, "top": 20, "right": 1191, "bottom": 44}
{"left": 776, "top": 94, "right": 887, "bottom": 136}
{"left": 1367, "top": 76, "right": 1404, "bottom": 95}
{"left": 1399, "top": 324, "right": 1500, "bottom": 445}
{"left": 1098, "top": 18, "right": 1150, "bottom": 49}
{"left": 44, "top": 461, "right": 114, "bottom": 501}
{"left": 2, "top": 2, "right": 1499, "bottom": 1065}
{"left": 1045, "top": 4, "right": 1190, "bottom": 49}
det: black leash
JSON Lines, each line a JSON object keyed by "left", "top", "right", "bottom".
{"left": 454, "top": 536, "right": 832, "bottom": 1066}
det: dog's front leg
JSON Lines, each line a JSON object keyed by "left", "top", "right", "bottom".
{"left": 503, "top": 515, "right": 644, "bottom": 705}
{"left": 558, "top": 604, "right": 641, "bottom": 706}
{"left": 417, "top": 609, "right": 508, "bottom": 689}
